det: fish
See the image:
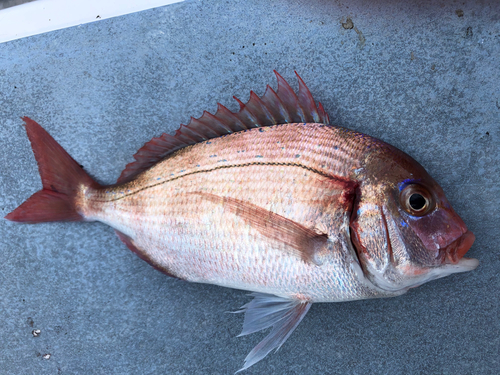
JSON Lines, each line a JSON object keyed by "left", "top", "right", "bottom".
{"left": 5, "top": 72, "right": 478, "bottom": 371}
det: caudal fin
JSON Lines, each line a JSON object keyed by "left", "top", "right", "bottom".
{"left": 5, "top": 117, "right": 100, "bottom": 223}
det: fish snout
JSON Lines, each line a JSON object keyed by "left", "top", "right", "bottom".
{"left": 440, "top": 230, "right": 475, "bottom": 264}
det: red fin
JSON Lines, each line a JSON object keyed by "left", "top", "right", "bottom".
{"left": 115, "top": 230, "right": 180, "bottom": 279}
{"left": 117, "top": 72, "right": 330, "bottom": 183}
{"left": 5, "top": 118, "right": 99, "bottom": 223}
{"left": 274, "top": 71, "right": 306, "bottom": 122}
{"left": 193, "top": 192, "right": 328, "bottom": 266}
{"left": 318, "top": 102, "right": 330, "bottom": 124}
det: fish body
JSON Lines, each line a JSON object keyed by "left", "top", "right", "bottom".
{"left": 84, "top": 123, "right": 400, "bottom": 302}
{"left": 6, "top": 72, "right": 477, "bottom": 371}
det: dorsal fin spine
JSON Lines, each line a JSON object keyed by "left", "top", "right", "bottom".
{"left": 179, "top": 123, "right": 206, "bottom": 142}
{"left": 261, "top": 85, "right": 290, "bottom": 123}
{"left": 295, "top": 71, "right": 320, "bottom": 123}
{"left": 233, "top": 96, "right": 261, "bottom": 128}
{"left": 247, "top": 91, "right": 276, "bottom": 126}
{"left": 199, "top": 110, "right": 232, "bottom": 134}
{"left": 233, "top": 96, "right": 246, "bottom": 111}
{"left": 318, "top": 102, "right": 330, "bottom": 124}
{"left": 215, "top": 103, "right": 248, "bottom": 131}
{"left": 187, "top": 117, "right": 218, "bottom": 139}
{"left": 160, "top": 133, "right": 183, "bottom": 147}
{"left": 274, "top": 71, "right": 306, "bottom": 122}
{"left": 117, "top": 72, "right": 330, "bottom": 183}
{"left": 175, "top": 125, "right": 199, "bottom": 144}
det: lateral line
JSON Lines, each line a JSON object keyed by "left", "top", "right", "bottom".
{"left": 96, "top": 161, "right": 349, "bottom": 202}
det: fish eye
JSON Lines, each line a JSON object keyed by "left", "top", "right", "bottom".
{"left": 409, "top": 193, "right": 426, "bottom": 210}
{"left": 400, "top": 184, "right": 434, "bottom": 216}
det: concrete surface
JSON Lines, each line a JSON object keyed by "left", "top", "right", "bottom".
{"left": 0, "top": 0, "right": 498, "bottom": 374}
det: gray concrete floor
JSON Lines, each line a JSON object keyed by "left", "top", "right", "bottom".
{"left": 0, "top": 1, "right": 499, "bottom": 374}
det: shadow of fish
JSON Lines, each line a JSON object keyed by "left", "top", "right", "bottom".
{"left": 5, "top": 72, "right": 478, "bottom": 372}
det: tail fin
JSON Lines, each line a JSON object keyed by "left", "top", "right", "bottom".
{"left": 5, "top": 117, "right": 100, "bottom": 223}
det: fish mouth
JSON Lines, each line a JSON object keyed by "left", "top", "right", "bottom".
{"left": 441, "top": 230, "right": 476, "bottom": 264}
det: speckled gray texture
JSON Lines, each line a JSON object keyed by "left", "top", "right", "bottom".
{"left": 0, "top": 1, "right": 498, "bottom": 374}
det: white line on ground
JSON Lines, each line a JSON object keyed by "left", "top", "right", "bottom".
{"left": 0, "top": 0, "right": 184, "bottom": 44}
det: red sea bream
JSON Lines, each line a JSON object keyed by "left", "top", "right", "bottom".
{"left": 6, "top": 72, "right": 478, "bottom": 371}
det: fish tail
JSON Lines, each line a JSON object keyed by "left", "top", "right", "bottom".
{"left": 5, "top": 117, "right": 100, "bottom": 223}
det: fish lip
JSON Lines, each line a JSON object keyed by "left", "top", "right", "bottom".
{"left": 441, "top": 230, "right": 476, "bottom": 264}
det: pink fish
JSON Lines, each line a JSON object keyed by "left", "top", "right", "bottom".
{"left": 6, "top": 72, "right": 477, "bottom": 371}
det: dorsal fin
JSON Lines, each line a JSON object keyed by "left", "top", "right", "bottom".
{"left": 117, "top": 71, "right": 330, "bottom": 183}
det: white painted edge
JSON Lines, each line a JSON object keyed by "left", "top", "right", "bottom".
{"left": 0, "top": 0, "right": 184, "bottom": 44}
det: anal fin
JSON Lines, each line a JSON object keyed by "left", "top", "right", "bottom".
{"left": 235, "top": 293, "right": 312, "bottom": 372}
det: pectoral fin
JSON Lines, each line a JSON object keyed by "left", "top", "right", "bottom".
{"left": 193, "top": 192, "right": 328, "bottom": 265}
{"left": 234, "top": 293, "right": 312, "bottom": 372}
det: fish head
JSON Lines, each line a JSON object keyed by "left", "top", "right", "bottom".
{"left": 349, "top": 145, "right": 478, "bottom": 292}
